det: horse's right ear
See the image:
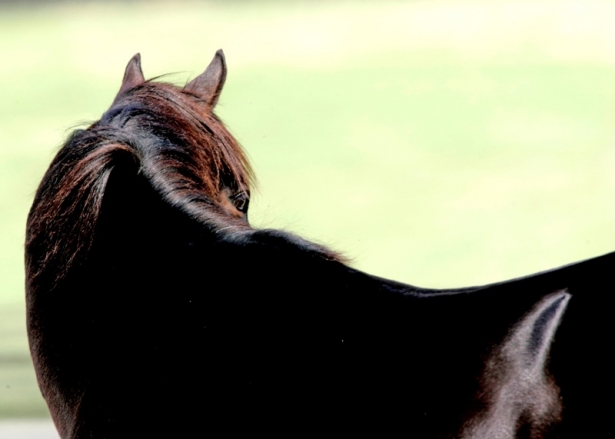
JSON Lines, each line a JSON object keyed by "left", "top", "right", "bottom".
{"left": 115, "top": 53, "right": 145, "bottom": 101}
{"left": 184, "top": 49, "right": 227, "bottom": 107}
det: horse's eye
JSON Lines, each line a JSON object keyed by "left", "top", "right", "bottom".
{"left": 232, "top": 193, "right": 249, "bottom": 214}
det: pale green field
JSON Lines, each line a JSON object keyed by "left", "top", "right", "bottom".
{"left": 3, "top": 0, "right": 615, "bottom": 418}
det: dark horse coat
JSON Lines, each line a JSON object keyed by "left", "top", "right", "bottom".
{"left": 26, "top": 51, "right": 613, "bottom": 438}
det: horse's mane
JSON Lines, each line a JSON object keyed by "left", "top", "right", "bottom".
{"left": 26, "top": 77, "right": 254, "bottom": 292}
{"left": 26, "top": 52, "right": 342, "bottom": 303}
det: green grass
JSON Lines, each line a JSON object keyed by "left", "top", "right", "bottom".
{"left": 3, "top": 0, "right": 615, "bottom": 418}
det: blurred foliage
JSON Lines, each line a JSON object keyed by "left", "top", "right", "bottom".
{"left": 2, "top": 0, "right": 615, "bottom": 418}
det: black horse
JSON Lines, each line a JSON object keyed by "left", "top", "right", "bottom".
{"left": 26, "top": 51, "right": 613, "bottom": 438}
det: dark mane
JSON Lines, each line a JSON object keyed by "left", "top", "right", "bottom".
{"left": 26, "top": 80, "right": 254, "bottom": 291}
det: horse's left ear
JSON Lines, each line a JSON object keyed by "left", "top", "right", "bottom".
{"left": 184, "top": 49, "right": 227, "bottom": 107}
{"left": 116, "top": 53, "right": 145, "bottom": 100}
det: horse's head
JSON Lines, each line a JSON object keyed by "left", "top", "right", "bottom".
{"left": 26, "top": 51, "right": 254, "bottom": 292}
{"left": 107, "top": 51, "right": 253, "bottom": 222}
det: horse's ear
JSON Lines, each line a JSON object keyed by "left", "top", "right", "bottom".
{"left": 184, "top": 49, "right": 227, "bottom": 107}
{"left": 116, "top": 53, "right": 145, "bottom": 100}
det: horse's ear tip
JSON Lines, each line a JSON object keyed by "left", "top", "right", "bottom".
{"left": 215, "top": 49, "right": 226, "bottom": 61}
{"left": 116, "top": 52, "right": 145, "bottom": 100}
{"left": 129, "top": 53, "right": 141, "bottom": 65}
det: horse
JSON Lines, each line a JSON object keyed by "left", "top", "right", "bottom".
{"left": 26, "top": 51, "right": 613, "bottom": 438}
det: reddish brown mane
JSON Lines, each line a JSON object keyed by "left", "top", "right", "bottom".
{"left": 109, "top": 81, "right": 254, "bottom": 217}
{"left": 26, "top": 77, "right": 253, "bottom": 293}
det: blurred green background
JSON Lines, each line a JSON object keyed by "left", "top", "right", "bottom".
{"left": 3, "top": 0, "right": 615, "bottom": 419}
